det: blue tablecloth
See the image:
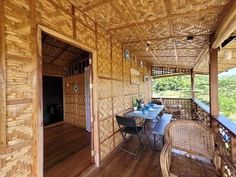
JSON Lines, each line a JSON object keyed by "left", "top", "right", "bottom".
{"left": 125, "top": 105, "right": 164, "bottom": 120}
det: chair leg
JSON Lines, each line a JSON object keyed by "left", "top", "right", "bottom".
{"left": 121, "top": 132, "right": 129, "bottom": 144}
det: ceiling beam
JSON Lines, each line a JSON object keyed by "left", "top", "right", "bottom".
{"left": 164, "top": 0, "right": 178, "bottom": 67}
{"left": 109, "top": 7, "right": 222, "bottom": 31}
{"left": 193, "top": 45, "right": 209, "bottom": 71}
{"left": 81, "top": 0, "right": 113, "bottom": 11}
{"left": 131, "top": 47, "right": 205, "bottom": 51}
{"left": 138, "top": 55, "right": 198, "bottom": 58}
{"left": 123, "top": 34, "right": 209, "bottom": 44}
{"left": 212, "top": 0, "right": 236, "bottom": 48}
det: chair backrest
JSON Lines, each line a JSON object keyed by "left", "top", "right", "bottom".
{"left": 116, "top": 115, "right": 137, "bottom": 128}
{"left": 152, "top": 99, "right": 163, "bottom": 105}
{"left": 165, "top": 120, "right": 215, "bottom": 160}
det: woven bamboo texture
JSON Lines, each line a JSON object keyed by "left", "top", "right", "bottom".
{"left": 97, "top": 33, "right": 152, "bottom": 160}
{"left": 0, "top": 0, "right": 116, "bottom": 175}
{"left": 161, "top": 120, "right": 236, "bottom": 177}
{"left": 152, "top": 98, "right": 193, "bottom": 119}
{"left": 64, "top": 74, "right": 86, "bottom": 128}
{"left": 1, "top": 0, "right": 233, "bottom": 176}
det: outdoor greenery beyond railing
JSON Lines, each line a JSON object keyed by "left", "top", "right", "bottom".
{"left": 152, "top": 97, "right": 236, "bottom": 167}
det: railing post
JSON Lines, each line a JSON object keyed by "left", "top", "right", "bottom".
{"left": 191, "top": 69, "right": 195, "bottom": 99}
{"left": 209, "top": 47, "right": 219, "bottom": 132}
{"left": 232, "top": 136, "right": 236, "bottom": 164}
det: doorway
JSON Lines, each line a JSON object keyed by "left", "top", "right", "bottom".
{"left": 43, "top": 75, "right": 64, "bottom": 126}
{"left": 40, "top": 31, "right": 94, "bottom": 176}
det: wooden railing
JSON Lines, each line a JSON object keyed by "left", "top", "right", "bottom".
{"left": 152, "top": 97, "right": 236, "bottom": 167}
{"left": 152, "top": 97, "right": 193, "bottom": 119}
{"left": 152, "top": 97, "right": 236, "bottom": 176}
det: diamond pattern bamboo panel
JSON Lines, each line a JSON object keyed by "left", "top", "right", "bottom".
{"left": 99, "top": 118, "right": 113, "bottom": 142}
{"left": 112, "top": 80, "right": 123, "bottom": 97}
{"left": 100, "top": 136, "right": 114, "bottom": 160}
{"left": 113, "top": 97, "right": 124, "bottom": 115}
{"left": 98, "top": 98, "right": 113, "bottom": 120}
{"left": 98, "top": 78, "right": 112, "bottom": 99}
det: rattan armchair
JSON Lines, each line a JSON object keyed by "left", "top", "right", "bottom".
{"left": 160, "top": 120, "right": 236, "bottom": 177}
{"left": 164, "top": 105, "right": 183, "bottom": 120}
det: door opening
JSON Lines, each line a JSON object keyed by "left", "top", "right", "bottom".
{"left": 40, "top": 31, "right": 94, "bottom": 177}
{"left": 43, "top": 75, "right": 63, "bottom": 126}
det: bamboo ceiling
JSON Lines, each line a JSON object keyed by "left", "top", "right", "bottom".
{"left": 42, "top": 33, "right": 89, "bottom": 66}
{"left": 70, "top": 0, "right": 236, "bottom": 73}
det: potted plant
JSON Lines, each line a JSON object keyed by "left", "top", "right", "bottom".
{"left": 133, "top": 99, "right": 138, "bottom": 110}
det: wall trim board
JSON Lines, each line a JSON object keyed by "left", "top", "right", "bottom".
{"left": 0, "top": 0, "right": 6, "bottom": 149}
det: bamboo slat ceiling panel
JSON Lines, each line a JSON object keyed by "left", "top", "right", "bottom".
{"left": 42, "top": 33, "right": 89, "bottom": 66}
{"left": 71, "top": 0, "right": 230, "bottom": 69}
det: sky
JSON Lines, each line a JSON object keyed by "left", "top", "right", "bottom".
{"left": 219, "top": 67, "right": 236, "bottom": 77}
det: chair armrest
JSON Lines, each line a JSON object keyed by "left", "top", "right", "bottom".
{"left": 160, "top": 141, "right": 172, "bottom": 177}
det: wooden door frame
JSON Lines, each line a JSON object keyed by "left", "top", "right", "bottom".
{"left": 36, "top": 25, "right": 100, "bottom": 177}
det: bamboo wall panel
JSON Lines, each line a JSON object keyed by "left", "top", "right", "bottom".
{"left": 36, "top": 0, "right": 73, "bottom": 38}
{"left": 64, "top": 74, "right": 86, "bottom": 128}
{"left": 1, "top": 1, "right": 33, "bottom": 176}
{"left": 1, "top": 0, "right": 153, "bottom": 175}
{"left": 75, "top": 21, "right": 96, "bottom": 49}
{"left": 97, "top": 34, "right": 111, "bottom": 78}
{"left": 97, "top": 34, "right": 152, "bottom": 161}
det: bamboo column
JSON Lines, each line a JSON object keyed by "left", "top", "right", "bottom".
{"left": 209, "top": 47, "right": 219, "bottom": 132}
{"left": 191, "top": 69, "right": 195, "bottom": 99}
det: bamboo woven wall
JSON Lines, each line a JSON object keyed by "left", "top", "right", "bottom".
{"left": 64, "top": 74, "right": 86, "bottom": 128}
{"left": 97, "top": 34, "right": 152, "bottom": 160}
{"left": 0, "top": 0, "right": 152, "bottom": 176}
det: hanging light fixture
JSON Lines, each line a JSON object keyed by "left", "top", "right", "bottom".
{"left": 140, "top": 60, "right": 143, "bottom": 67}
{"left": 146, "top": 41, "right": 151, "bottom": 51}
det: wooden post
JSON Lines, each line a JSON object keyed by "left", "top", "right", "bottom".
{"left": 231, "top": 136, "right": 236, "bottom": 164}
{"left": 191, "top": 69, "right": 195, "bottom": 99}
{"left": 209, "top": 47, "right": 219, "bottom": 132}
{"left": 0, "top": 0, "right": 6, "bottom": 148}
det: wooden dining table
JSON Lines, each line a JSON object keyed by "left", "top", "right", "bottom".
{"left": 125, "top": 104, "right": 165, "bottom": 146}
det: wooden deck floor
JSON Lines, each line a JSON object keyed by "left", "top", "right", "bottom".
{"left": 44, "top": 123, "right": 91, "bottom": 177}
{"left": 87, "top": 123, "right": 163, "bottom": 177}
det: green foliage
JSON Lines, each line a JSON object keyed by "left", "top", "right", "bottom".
{"left": 152, "top": 74, "right": 236, "bottom": 122}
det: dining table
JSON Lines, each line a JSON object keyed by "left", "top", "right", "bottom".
{"left": 125, "top": 104, "right": 165, "bottom": 146}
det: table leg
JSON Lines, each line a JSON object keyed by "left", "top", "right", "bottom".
{"left": 144, "top": 119, "right": 152, "bottom": 147}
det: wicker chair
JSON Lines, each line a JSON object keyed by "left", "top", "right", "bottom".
{"left": 164, "top": 105, "right": 183, "bottom": 120}
{"left": 160, "top": 120, "right": 236, "bottom": 177}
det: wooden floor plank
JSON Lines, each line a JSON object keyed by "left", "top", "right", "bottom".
{"left": 44, "top": 123, "right": 91, "bottom": 177}
{"left": 88, "top": 123, "right": 163, "bottom": 177}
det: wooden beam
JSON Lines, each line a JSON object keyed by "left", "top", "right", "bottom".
{"left": 191, "top": 69, "right": 195, "bottom": 99}
{"left": 123, "top": 34, "right": 209, "bottom": 44}
{"left": 212, "top": 0, "right": 236, "bottom": 48}
{"left": 164, "top": 0, "right": 178, "bottom": 67}
{"left": 193, "top": 45, "right": 209, "bottom": 70}
{"left": 138, "top": 55, "right": 198, "bottom": 58}
{"left": 231, "top": 136, "right": 236, "bottom": 164}
{"left": 0, "top": 0, "right": 6, "bottom": 148}
{"left": 209, "top": 48, "right": 219, "bottom": 116}
{"left": 30, "top": 0, "right": 42, "bottom": 176}
{"left": 81, "top": 0, "right": 112, "bottom": 11}
{"left": 109, "top": 7, "right": 223, "bottom": 31}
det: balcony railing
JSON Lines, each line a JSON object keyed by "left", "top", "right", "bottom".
{"left": 152, "top": 97, "right": 236, "bottom": 176}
